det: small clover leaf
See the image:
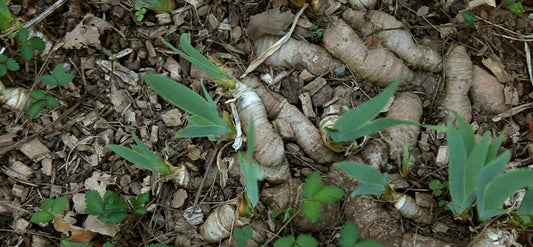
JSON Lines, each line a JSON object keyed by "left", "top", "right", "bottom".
{"left": 0, "top": 54, "right": 19, "bottom": 77}
{"left": 16, "top": 28, "right": 45, "bottom": 60}
{"left": 30, "top": 196, "right": 68, "bottom": 223}
{"left": 40, "top": 64, "right": 74, "bottom": 86}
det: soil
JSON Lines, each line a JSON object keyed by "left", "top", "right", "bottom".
{"left": 1, "top": 0, "right": 533, "bottom": 246}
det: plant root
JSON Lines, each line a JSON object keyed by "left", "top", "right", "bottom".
{"left": 470, "top": 65, "right": 510, "bottom": 114}
{"left": 323, "top": 19, "right": 414, "bottom": 87}
{"left": 254, "top": 35, "right": 342, "bottom": 76}
{"left": 200, "top": 200, "right": 250, "bottom": 243}
{"left": 442, "top": 45, "right": 473, "bottom": 122}
{"left": 342, "top": 9, "right": 442, "bottom": 72}
{"left": 402, "top": 233, "right": 458, "bottom": 247}
{"left": 383, "top": 92, "right": 423, "bottom": 158}
{"left": 242, "top": 75, "right": 337, "bottom": 164}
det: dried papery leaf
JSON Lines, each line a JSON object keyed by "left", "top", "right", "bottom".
{"left": 84, "top": 171, "right": 116, "bottom": 197}
{"left": 0, "top": 84, "right": 29, "bottom": 110}
{"left": 468, "top": 0, "right": 496, "bottom": 9}
{"left": 52, "top": 216, "right": 97, "bottom": 243}
{"left": 82, "top": 14, "right": 113, "bottom": 34}
{"left": 63, "top": 21, "right": 100, "bottom": 49}
{"left": 347, "top": 0, "right": 377, "bottom": 10}
{"left": 470, "top": 227, "right": 519, "bottom": 247}
{"left": 82, "top": 215, "right": 119, "bottom": 237}
{"left": 481, "top": 56, "right": 512, "bottom": 83}
{"left": 246, "top": 8, "right": 294, "bottom": 40}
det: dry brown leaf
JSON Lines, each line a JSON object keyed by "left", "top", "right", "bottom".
{"left": 468, "top": 0, "right": 496, "bottom": 9}
{"left": 63, "top": 14, "right": 112, "bottom": 49}
{"left": 84, "top": 171, "right": 116, "bottom": 197}
{"left": 247, "top": 8, "right": 294, "bottom": 40}
{"left": 53, "top": 216, "right": 97, "bottom": 243}
{"left": 83, "top": 215, "right": 119, "bottom": 237}
{"left": 482, "top": 56, "right": 513, "bottom": 82}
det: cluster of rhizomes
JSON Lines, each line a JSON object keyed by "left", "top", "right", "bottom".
{"left": 195, "top": 4, "right": 511, "bottom": 247}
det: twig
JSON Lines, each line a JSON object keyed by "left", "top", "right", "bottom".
{"left": 187, "top": 141, "right": 222, "bottom": 218}
{"left": 23, "top": 0, "right": 68, "bottom": 29}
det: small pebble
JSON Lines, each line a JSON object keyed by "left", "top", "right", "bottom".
{"left": 334, "top": 66, "right": 346, "bottom": 76}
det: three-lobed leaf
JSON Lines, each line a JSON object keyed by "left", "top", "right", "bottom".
{"left": 130, "top": 193, "right": 149, "bottom": 214}
{"left": 339, "top": 221, "right": 360, "bottom": 247}
{"left": 233, "top": 225, "right": 253, "bottom": 247}
{"left": 85, "top": 190, "right": 128, "bottom": 224}
{"left": 16, "top": 28, "right": 45, "bottom": 60}
{"left": 30, "top": 196, "right": 68, "bottom": 223}
{"left": 301, "top": 199, "right": 321, "bottom": 223}
{"left": 302, "top": 172, "right": 323, "bottom": 199}
{"left": 40, "top": 64, "right": 74, "bottom": 86}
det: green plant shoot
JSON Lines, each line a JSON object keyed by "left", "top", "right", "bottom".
{"left": 134, "top": 4, "right": 147, "bottom": 21}
{"left": 30, "top": 196, "right": 68, "bottom": 223}
{"left": 301, "top": 172, "right": 344, "bottom": 223}
{"left": 161, "top": 33, "right": 235, "bottom": 89}
{"left": 145, "top": 73, "right": 235, "bottom": 140}
{"left": 16, "top": 28, "right": 46, "bottom": 60}
{"left": 274, "top": 234, "right": 318, "bottom": 247}
{"left": 137, "top": 0, "right": 175, "bottom": 13}
{"left": 461, "top": 11, "right": 476, "bottom": 29}
{"left": 238, "top": 118, "right": 263, "bottom": 208}
{"left": 0, "top": 0, "right": 13, "bottom": 31}
{"left": 325, "top": 80, "right": 426, "bottom": 147}
{"left": 339, "top": 221, "right": 383, "bottom": 247}
{"left": 60, "top": 235, "right": 91, "bottom": 247}
{"left": 28, "top": 90, "right": 60, "bottom": 119}
{"left": 233, "top": 226, "right": 253, "bottom": 247}
{"left": 40, "top": 64, "right": 74, "bottom": 86}
{"left": 0, "top": 54, "right": 19, "bottom": 77}
{"left": 335, "top": 161, "right": 390, "bottom": 198}
{"left": 130, "top": 193, "right": 149, "bottom": 214}
{"left": 428, "top": 180, "right": 447, "bottom": 197}
{"left": 400, "top": 142, "right": 415, "bottom": 177}
{"left": 272, "top": 207, "right": 294, "bottom": 223}
{"left": 505, "top": 0, "right": 524, "bottom": 17}
{"left": 85, "top": 190, "right": 128, "bottom": 224}
{"left": 108, "top": 134, "right": 172, "bottom": 175}
{"left": 446, "top": 114, "right": 533, "bottom": 220}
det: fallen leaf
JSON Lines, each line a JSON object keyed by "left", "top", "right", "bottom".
{"left": 468, "top": 0, "right": 496, "bottom": 9}
{"left": 246, "top": 8, "right": 294, "bottom": 40}
{"left": 82, "top": 215, "right": 119, "bottom": 237}
{"left": 84, "top": 171, "right": 116, "bottom": 197}
{"left": 63, "top": 14, "right": 112, "bottom": 49}
{"left": 53, "top": 216, "right": 97, "bottom": 243}
{"left": 482, "top": 56, "right": 513, "bottom": 82}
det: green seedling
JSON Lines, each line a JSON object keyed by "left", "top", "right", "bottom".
{"left": 0, "top": 54, "right": 19, "bottom": 77}
{"left": 161, "top": 33, "right": 235, "bottom": 89}
{"left": 16, "top": 27, "right": 45, "bottom": 60}
{"left": 505, "top": 0, "right": 524, "bottom": 17}
{"left": 108, "top": 134, "right": 172, "bottom": 175}
{"left": 274, "top": 234, "right": 318, "bottom": 247}
{"left": 28, "top": 90, "right": 60, "bottom": 119}
{"left": 339, "top": 221, "right": 383, "bottom": 247}
{"left": 428, "top": 180, "right": 448, "bottom": 197}
{"left": 146, "top": 244, "right": 169, "bottom": 247}
{"left": 40, "top": 64, "right": 74, "bottom": 86}
{"left": 145, "top": 73, "right": 235, "bottom": 140}
{"left": 30, "top": 196, "right": 68, "bottom": 223}
{"left": 130, "top": 192, "right": 149, "bottom": 214}
{"left": 137, "top": 0, "right": 175, "bottom": 13}
{"left": 233, "top": 225, "right": 253, "bottom": 247}
{"left": 310, "top": 24, "right": 323, "bottom": 39}
{"left": 272, "top": 207, "right": 294, "bottom": 223}
{"left": 60, "top": 235, "right": 91, "bottom": 247}
{"left": 0, "top": 0, "right": 13, "bottom": 31}
{"left": 85, "top": 190, "right": 128, "bottom": 224}
{"left": 324, "top": 80, "right": 434, "bottom": 151}
{"left": 335, "top": 161, "right": 391, "bottom": 198}
{"left": 238, "top": 118, "right": 263, "bottom": 209}
{"left": 399, "top": 142, "right": 415, "bottom": 177}
{"left": 301, "top": 171, "right": 344, "bottom": 223}
{"left": 461, "top": 11, "right": 476, "bottom": 29}
{"left": 446, "top": 114, "right": 533, "bottom": 221}
{"left": 134, "top": 4, "right": 147, "bottom": 21}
